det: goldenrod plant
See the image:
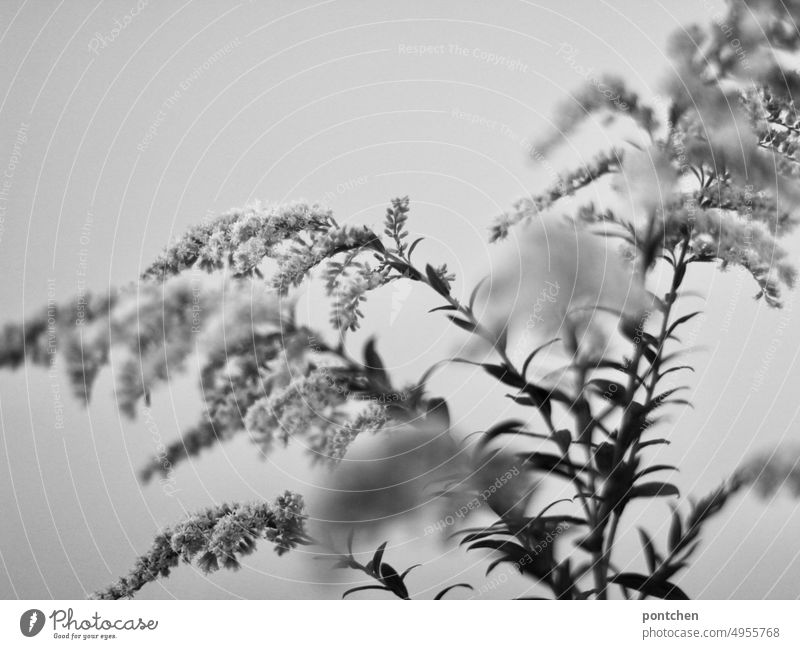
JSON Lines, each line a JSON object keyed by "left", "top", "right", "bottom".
{"left": 3, "top": 0, "right": 800, "bottom": 600}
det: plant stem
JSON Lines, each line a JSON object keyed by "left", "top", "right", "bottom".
{"left": 597, "top": 233, "right": 692, "bottom": 598}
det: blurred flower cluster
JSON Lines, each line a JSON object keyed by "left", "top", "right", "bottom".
{"left": 491, "top": 0, "right": 800, "bottom": 307}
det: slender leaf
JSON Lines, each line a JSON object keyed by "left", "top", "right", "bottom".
{"left": 666, "top": 311, "right": 702, "bottom": 338}
{"left": 635, "top": 464, "right": 678, "bottom": 480}
{"left": 371, "top": 542, "right": 387, "bottom": 574}
{"left": 631, "top": 482, "right": 680, "bottom": 499}
{"left": 446, "top": 315, "right": 477, "bottom": 333}
{"left": 521, "top": 338, "right": 561, "bottom": 378}
{"left": 426, "top": 263, "right": 451, "bottom": 296}
{"left": 668, "top": 509, "right": 683, "bottom": 553}
{"left": 434, "top": 583, "right": 474, "bottom": 600}
{"left": 468, "top": 277, "right": 489, "bottom": 310}
{"left": 342, "top": 585, "right": 391, "bottom": 599}
{"left": 611, "top": 573, "right": 689, "bottom": 600}
{"left": 637, "top": 528, "right": 660, "bottom": 573}
{"left": 407, "top": 237, "right": 424, "bottom": 259}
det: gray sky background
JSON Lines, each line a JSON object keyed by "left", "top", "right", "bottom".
{"left": 1, "top": 0, "right": 800, "bottom": 600}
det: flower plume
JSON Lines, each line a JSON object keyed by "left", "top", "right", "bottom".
{"left": 92, "top": 492, "right": 308, "bottom": 600}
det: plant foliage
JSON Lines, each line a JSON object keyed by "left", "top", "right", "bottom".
{"left": 3, "top": 0, "right": 800, "bottom": 599}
